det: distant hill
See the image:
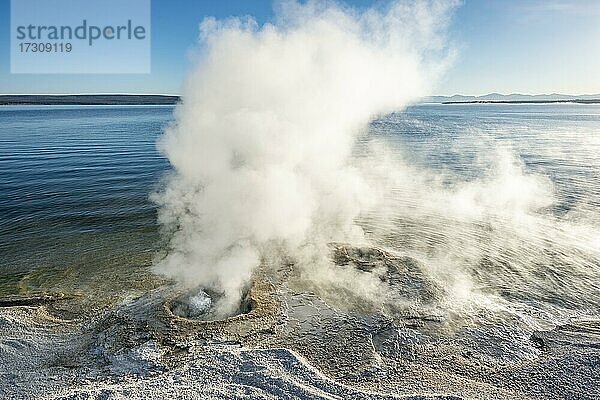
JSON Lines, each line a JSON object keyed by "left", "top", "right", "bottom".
{"left": 424, "top": 93, "right": 600, "bottom": 104}
{"left": 0, "top": 94, "right": 180, "bottom": 105}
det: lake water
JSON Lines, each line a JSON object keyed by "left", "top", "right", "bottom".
{"left": 0, "top": 106, "right": 172, "bottom": 305}
{"left": 1, "top": 103, "right": 599, "bottom": 399}
{"left": 1, "top": 104, "right": 599, "bottom": 313}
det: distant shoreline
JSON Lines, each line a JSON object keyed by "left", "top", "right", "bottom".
{"left": 442, "top": 99, "right": 600, "bottom": 105}
{"left": 2, "top": 94, "right": 599, "bottom": 106}
{"left": 0, "top": 95, "right": 180, "bottom": 106}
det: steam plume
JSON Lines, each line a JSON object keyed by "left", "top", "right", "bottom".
{"left": 153, "top": 0, "right": 457, "bottom": 317}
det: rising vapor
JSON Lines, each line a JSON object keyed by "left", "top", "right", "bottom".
{"left": 152, "top": 0, "right": 458, "bottom": 318}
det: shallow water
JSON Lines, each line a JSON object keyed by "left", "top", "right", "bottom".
{"left": 0, "top": 106, "right": 172, "bottom": 306}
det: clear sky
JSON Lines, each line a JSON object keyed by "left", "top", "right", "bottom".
{"left": 0, "top": 0, "right": 598, "bottom": 95}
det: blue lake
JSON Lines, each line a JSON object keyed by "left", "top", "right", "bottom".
{"left": 0, "top": 104, "right": 599, "bottom": 311}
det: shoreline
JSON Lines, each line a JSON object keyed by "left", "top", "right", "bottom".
{"left": 0, "top": 94, "right": 180, "bottom": 106}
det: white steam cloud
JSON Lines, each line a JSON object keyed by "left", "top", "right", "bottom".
{"left": 153, "top": 0, "right": 457, "bottom": 317}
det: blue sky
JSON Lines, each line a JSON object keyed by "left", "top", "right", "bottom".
{"left": 0, "top": 0, "right": 599, "bottom": 95}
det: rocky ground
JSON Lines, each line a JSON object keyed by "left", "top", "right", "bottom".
{"left": 1, "top": 245, "right": 598, "bottom": 399}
